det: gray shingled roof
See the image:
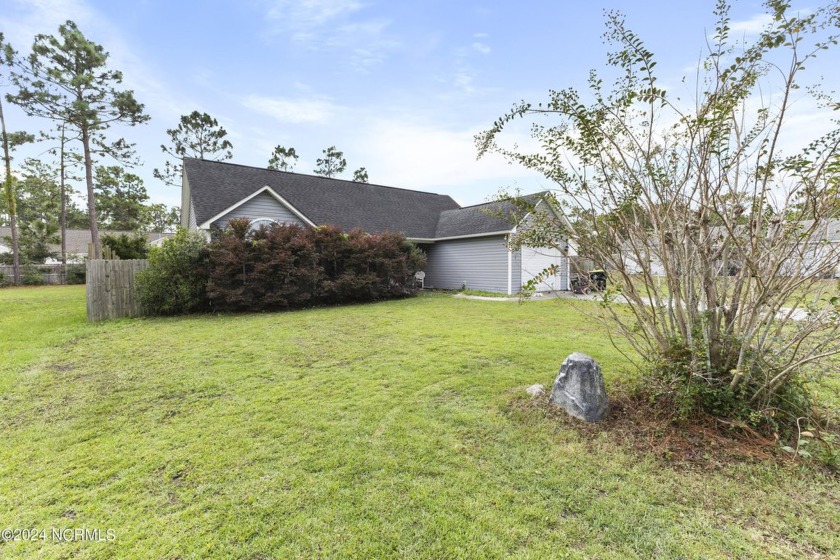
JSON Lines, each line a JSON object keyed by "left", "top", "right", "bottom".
{"left": 434, "top": 194, "right": 545, "bottom": 238}
{"left": 185, "top": 158, "right": 462, "bottom": 238}
{"left": 184, "top": 159, "right": 558, "bottom": 239}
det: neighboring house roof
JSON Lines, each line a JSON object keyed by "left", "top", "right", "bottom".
{"left": 185, "top": 158, "right": 462, "bottom": 238}
{"left": 433, "top": 194, "right": 546, "bottom": 239}
{"left": 0, "top": 228, "right": 173, "bottom": 255}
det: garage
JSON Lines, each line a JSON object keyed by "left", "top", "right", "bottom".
{"left": 520, "top": 246, "right": 568, "bottom": 291}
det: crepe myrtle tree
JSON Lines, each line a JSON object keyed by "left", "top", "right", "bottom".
{"left": 8, "top": 21, "right": 149, "bottom": 259}
{"left": 477, "top": 1, "right": 840, "bottom": 432}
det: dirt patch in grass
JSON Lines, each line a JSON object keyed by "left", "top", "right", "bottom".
{"left": 512, "top": 391, "right": 808, "bottom": 471}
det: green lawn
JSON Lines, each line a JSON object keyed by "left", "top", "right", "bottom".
{"left": 0, "top": 286, "right": 837, "bottom": 559}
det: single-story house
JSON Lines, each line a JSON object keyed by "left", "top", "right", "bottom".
{"left": 621, "top": 218, "right": 840, "bottom": 278}
{"left": 0, "top": 227, "right": 173, "bottom": 263}
{"left": 784, "top": 218, "right": 840, "bottom": 278}
{"left": 181, "top": 158, "right": 573, "bottom": 294}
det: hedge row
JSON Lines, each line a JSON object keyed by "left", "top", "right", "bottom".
{"left": 137, "top": 219, "right": 426, "bottom": 315}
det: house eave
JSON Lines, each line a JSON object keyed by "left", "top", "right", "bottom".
{"left": 408, "top": 230, "right": 513, "bottom": 243}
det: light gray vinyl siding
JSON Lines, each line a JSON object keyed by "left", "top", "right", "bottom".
{"left": 188, "top": 201, "right": 197, "bottom": 229}
{"left": 424, "top": 235, "right": 514, "bottom": 293}
{"left": 515, "top": 201, "right": 571, "bottom": 290}
{"left": 211, "top": 191, "right": 307, "bottom": 229}
{"left": 520, "top": 245, "right": 568, "bottom": 291}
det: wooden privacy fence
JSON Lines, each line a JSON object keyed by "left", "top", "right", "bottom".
{"left": 86, "top": 259, "right": 148, "bottom": 321}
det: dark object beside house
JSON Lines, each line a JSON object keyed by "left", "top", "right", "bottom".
{"left": 589, "top": 270, "right": 607, "bottom": 291}
{"left": 570, "top": 269, "right": 607, "bottom": 294}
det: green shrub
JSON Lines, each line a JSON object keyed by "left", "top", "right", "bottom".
{"left": 645, "top": 337, "right": 815, "bottom": 438}
{"left": 136, "top": 229, "right": 210, "bottom": 315}
{"left": 137, "top": 222, "right": 425, "bottom": 316}
{"left": 65, "top": 264, "right": 86, "bottom": 284}
{"left": 102, "top": 233, "right": 148, "bottom": 259}
{"left": 21, "top": 266, "right": 45, "bottom": 286}
{"left": 207, "top": 220, "right": 319, "bottom": 311}
{"left": 206, "top": 220, "right": 426, "bottom": 312}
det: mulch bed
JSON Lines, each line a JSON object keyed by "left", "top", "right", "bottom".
{"left": 513, "top": 391, "right": 806, "bottom": 470}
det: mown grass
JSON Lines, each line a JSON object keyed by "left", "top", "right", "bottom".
{"left": 0, "top": 286, "right": 838, "bottom": 558}
{"left": 0, "top": 286, "right": 103, "bottom": 394}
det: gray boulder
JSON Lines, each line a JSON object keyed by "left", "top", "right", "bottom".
{"left": 525, "top": 383, "right": 545, "bottom": 397}
{"left": 549, "top": 352, "right": 608, "bottom": 422}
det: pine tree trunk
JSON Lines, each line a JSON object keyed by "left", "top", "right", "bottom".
{"left": 60, "top": 125, "right": 67, "bottom": 280}
{"left": 81, "top": 125, "right": 101, "bottom": 259}
{"left": 0, "top": 96, "right": 20, "bottom": 284}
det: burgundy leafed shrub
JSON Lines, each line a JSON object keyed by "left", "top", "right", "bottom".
{"left": 206, "top": 219, "right": 426, "bottom": 312}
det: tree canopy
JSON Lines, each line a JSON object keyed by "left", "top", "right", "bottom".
{"left": 154, "top": 111, "right": 233, "bottom": 187}
{"left": 352, "top": 167, "right": 369, "bottom": 183}
{"left": 313, "top": 146, "right": 347, "bottom": 178}
{"left": 8, "top": 20, "right": 149, "bottom": 259}
{"left": 268, "top": 145, "right": 298, "bottom": 171}
{"left": 94, "top": 165, "right": 150, "bottom": 231}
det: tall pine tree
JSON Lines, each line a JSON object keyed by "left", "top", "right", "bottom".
{"left": 0, "top": 33, "right": 34, "bottom": 284}
{"left": 154, "top": 111, "right": 233, "bottom": 187}
{"left": 9, "top": 21, "right": 148, "bottom": 259}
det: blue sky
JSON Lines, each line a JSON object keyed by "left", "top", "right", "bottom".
{"left": 3, "top": 0, "right": 838, "bottom": 210}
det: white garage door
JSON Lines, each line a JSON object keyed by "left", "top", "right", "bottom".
{"left": 521, "top": 246, "right": 568, "bottom": 291}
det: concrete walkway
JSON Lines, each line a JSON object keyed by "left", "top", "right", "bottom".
{"left": 453, "top": 291, "right": 568, "bottom": 302}
{"left": 453, "top": 290, "right": 823, "bottom": 322}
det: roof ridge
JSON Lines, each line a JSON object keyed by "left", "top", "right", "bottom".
{"left": 184, "top": 157, "right": 453, "bottom": 199}
{"left": 444, "top": 191, "right": 548, "bottom": 211}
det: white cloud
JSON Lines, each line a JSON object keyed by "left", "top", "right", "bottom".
{"left": 727, "top": 13, "right": 773, "bottom": 36}
{"left": 265, "top": 0, "right": 364, "bottom": 29}
{"left": 243, "top": 94, "right": 341, "bottom": 124}
{"left": 0, "top": 0, "right": 95, "bottom": 47}
{"left": 472, "top": 42, "right": 491, "bottom": 55}
{"left": 324, "top": 19, "right": 400, "bottom": 71}
{"left": 353, "top": 119, "right": 544, "bottom": 201}
{"left": 454, "top": 71, "right": 476, "bottom": 93}
{"left": 261, "top": 0, "right": 398, "bottom": 71}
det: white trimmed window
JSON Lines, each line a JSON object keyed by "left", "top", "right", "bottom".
{"left": 248, "top": 218, "right": 278, "bottom": 233}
